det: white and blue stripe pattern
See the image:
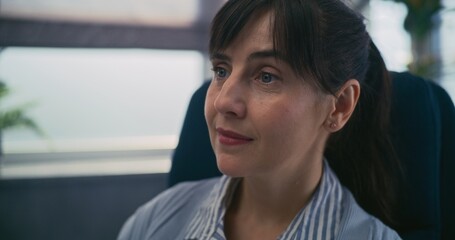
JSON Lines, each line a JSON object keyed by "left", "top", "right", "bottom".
{"left": 184, "top": 161, "right": 343, "bottom": 240}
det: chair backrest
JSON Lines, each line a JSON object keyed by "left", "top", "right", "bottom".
{"left": 168, "top": 72, "right": 455, "bottom": 240}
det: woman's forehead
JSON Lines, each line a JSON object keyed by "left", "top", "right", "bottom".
{"left": 214, "top": 11, "right": 275, "bottom": 56}
{"left": 233, "top": 11, "right": 273, "bottom": 44}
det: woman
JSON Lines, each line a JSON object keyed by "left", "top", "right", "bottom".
{"left": 118, "top": 0, "right": 402, "bottom": 239}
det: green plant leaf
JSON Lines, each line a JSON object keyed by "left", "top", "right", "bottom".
{"left": 0, "top": 80, "right": 10, "bottom": 99}
{"left": 0, "top": 108, "right": 44, "bottom": 136}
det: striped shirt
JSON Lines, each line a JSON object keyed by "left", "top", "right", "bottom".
{"left": 184, "top": 161, "right": 343, "bottom": 240}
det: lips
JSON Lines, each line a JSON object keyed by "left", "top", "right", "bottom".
{"left": 216, "top": 128, "right": 253, "bottom": 145}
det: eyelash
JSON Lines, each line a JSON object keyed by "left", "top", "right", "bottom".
{"left": 257, "top": 71, "right": 278, "bottom": 84}
{"left": 211, "top": 66, "right": 230, "bottom": 80}
{"left": 211, "top": 66, "right": 281, "bottom": 86}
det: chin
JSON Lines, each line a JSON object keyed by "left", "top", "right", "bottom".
{"left": 216, "top": 155, "right": 247, "bottom": 178}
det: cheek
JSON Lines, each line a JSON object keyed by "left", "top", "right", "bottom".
{"left": 204, "top": 86, "right": 216, "bottom": 125}
{"left": 257, "top": 103, "right": 299, "bottom": 141}
{"left": 204, "top": 87, "right": 219, "bottom": 151}
{"left": 260, "top": 100, "right": 317, "bottom": 146}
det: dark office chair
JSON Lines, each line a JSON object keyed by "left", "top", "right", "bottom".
{"left": 168, "top": 72, "right": 455, "bottom": 240}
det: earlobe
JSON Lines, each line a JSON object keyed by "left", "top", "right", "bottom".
{"left": 324, "top": 121, "right": 339, "bottom": 132}
{"left": 325, "top": 120, "right": 340, "bottom": 133}
{"left": 325, "top": 79, "right": 361, "bottom": 132}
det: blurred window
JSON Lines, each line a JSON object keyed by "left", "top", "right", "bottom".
{"left": 0, "top": 47, "right": 203, "bottom": 178}
{"left": 369, "top": 0, "right": 455, "bottom": 100}
{"left": 0, "top": 0, "right": 198, "bottom": 27}
{"left": 368, "top": 0, "right": 411, "bottom": 72}
{"left": 439, "top": 0, "right": 455, "bottom": 99}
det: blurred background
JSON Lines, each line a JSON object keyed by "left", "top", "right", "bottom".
{"left": 0, "top": 0, "right": 453, "bottom": 239}
{"left": 0, "top": 0, "right": 454, "bottom": 176}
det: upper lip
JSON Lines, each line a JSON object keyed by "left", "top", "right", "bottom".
{"left": 216, "top": 128, "right": 253, "bottom": 140}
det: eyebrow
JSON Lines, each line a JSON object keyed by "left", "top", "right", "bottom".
{"left": 248, "top": 50, "right": 286, "bottom": 62}
{"left": 210, "top": 50, "right": 286, "bottom": 63}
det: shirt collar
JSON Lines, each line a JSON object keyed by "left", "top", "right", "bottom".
{"left": 184, "top": 160, "right": 343, "bottom": 240}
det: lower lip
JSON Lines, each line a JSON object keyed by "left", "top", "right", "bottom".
{"left": 218, "top": 134, "right": 252, "bottom": 146}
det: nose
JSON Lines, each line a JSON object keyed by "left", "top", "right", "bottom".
{"left": 213, "top": 75, "right": 247, "bottom": 119}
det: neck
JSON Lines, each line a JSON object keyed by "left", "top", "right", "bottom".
{"left": 230, "top": 159, "right": 324, "bottom": 225}
{"left": 224, "top": 156, "right": 325, "bottom": 240}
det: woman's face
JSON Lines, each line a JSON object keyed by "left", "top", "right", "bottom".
{"left": 205, "top": 11, "right": 333, "bottom": 179}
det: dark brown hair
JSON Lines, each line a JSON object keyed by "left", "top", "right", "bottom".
{"left": 210, "top": 0, "right": 401, "bottom": 227}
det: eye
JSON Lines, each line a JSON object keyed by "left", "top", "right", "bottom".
{"left": 259, "top": 72, "right": 277, "bottom": 84}
{"left": 212, "top": 67, "right": 230, "bottom": 80}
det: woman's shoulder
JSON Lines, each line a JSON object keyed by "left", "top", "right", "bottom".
{"left": 337, "top": 187, "right": 402, "bottom": 240}
{"left": 117, "top": 177, "right": 221, "bottom": 240}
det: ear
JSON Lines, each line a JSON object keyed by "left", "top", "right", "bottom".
{"left": 325, "top": 79, "right": 361, "bottom": 132}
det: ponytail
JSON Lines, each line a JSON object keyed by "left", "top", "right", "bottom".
{"left": 325, "top": 40, "right": 401, "bottom": 227}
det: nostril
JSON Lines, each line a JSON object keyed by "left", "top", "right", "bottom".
{"left": 225, "top": 110, "right": 239, "bottom": 118}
